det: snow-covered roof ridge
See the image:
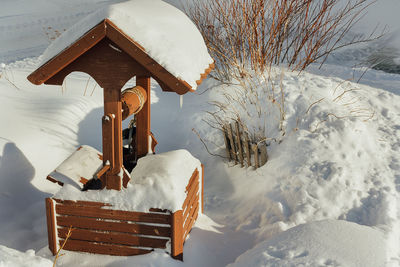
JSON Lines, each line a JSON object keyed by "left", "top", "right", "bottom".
{"left": 35, "top": 0, "right": 213, "bottom": 90}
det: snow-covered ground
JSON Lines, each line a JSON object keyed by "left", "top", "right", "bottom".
{"left": 1, "top": 0, "right": 400, "bottom": 266}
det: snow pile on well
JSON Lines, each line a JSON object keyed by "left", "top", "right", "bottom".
{"left": 229, "top": 220, "right": 386, "bottom": 267}
{"left": 39, "top": 0, "right": 213, "bottom": 89}
{"left": 54, "top": 149, "right": 201, "bottom": 212}
{"left": 0, "top": 245, "right": 52, "bottom": 267}
{"left": 49, "top": 145, "right": 102, "bottom": 188}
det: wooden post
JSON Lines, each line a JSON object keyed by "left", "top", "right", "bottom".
{"left": 244, "top": 133, "right": 251, "bottom": 167}
{"left": 171, "top": 210, "right": 183, "bottom": 261}
{"left": 227, "top": 123, "right": 237, "bottom": 164}
{"left": 102, "top": 87, "right": 123, "bottom": 190}
{"left": 252, "top": 144, "right": 259, "bottom": 169}
{"left": 45, "top": 198, "right": 57, "bottom": 255}
{"left": 136, "top": 76, "right": 151, "bottom": 159}
{"left": 235, "top": 122, "right": 244, "bottom": 167}
{"left": 222, "top": 126, "right": 232, "bottom": 160}
{"left": 259, "top": 143, "right": 268, "bottom": 166}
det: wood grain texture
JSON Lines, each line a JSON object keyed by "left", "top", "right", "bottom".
{"left": 55, "top": 204, "right": 171, "bottom": 224}
{"left": 182, "top": 180, "right": 199, "bottom": 212}
{"left": 57, "top": 216, "right": 171, "bottom": 237}
{"left": 135, "top": 76, "right": 151, "bottom": 159}
{"left": 60, "top": 239, "right": 152, "bottom": 256}
{"left": 171, "top": 210, "right": 183, "bottom": 261}
{"left": 186, "top": 169, "right": 199, "bottom": 192}
{"left": 58, "top": 228, "right": 168, "bottom": 248}
{"left": 183, "top": 194, "right": 199, "bottom": 223}
{"left": 45, "top": 198, "right": 57, "bottom": 255}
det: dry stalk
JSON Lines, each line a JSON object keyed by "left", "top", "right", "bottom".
{"left": 53, "top": 226, "right": 73, "bottom": 267}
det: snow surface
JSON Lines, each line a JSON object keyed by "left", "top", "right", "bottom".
{"left": 229, "top": 220, "right": 386, "bottom": 267}
{"left": 0, "top": 0, "right": 400, "bottom": 266}
{"left": 54, "top": 149, "right": 202, "bottom": 212}
{"left": 49, "top": 145, "right": 102, "bottom": 188}
{"left": 39, "top": 0, "right": 213, "bottom": 90}
{"left": 0, "top": 245, "right": 52, "bottom": 267}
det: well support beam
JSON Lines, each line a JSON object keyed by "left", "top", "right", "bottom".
{"left": 136, "top": 76, "right": 151, "bottom": 158}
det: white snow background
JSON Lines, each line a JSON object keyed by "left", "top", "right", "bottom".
{"left": 0, "top": 0, "right": 399, "bottom": 266}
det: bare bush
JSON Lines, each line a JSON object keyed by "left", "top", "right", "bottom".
{"left": 185, "top": 0, "right": 382, "bottom": 146}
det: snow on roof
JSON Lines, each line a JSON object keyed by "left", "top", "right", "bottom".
{"left": 48, "top": 145, "right": 103, "bottom": 188}
{"left": 53, "top": 149, "right": 202, "bottom": 212}
{"left": 39, "top": 0, "right": 213, "bottom": 90}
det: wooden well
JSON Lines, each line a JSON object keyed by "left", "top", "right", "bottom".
{"left": 45, "top": 165, "right": 204, "bottom": 260}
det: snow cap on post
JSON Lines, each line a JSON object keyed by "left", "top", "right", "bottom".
{"left": 27, "top": 0, "right": 214, "bottom": 94}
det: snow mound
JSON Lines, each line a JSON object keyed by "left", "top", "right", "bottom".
{"left": 39, "top": 0, "right": 213, "bottom": 89}
{"left": 0, "top": 245, "right": 52, "bottom": 267}
{"left": 54, "top": 149, "right": 202, "bottom": 212}
{"left": 229, "top": 220, "right": 386, "bottom": 267}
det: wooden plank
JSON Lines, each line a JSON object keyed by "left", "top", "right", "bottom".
{"left": 53, "top": 199, "right": 111, "bottom": 207}
{"left": 186, "top": 168, "right": 199, "bottom": 192}
{"left": 195, "top": 63, "right": 215, "bottom": 86}
{"left": 227, "top": 123, "right": 237, "bottom": 164}
{"left": 45, "top": 198, "right": 57, "bottom": 255}
{"left": 235, "top": 121, "right": 244, "bottom": 167}
{"left": 182, "top": 180, "right": 199, "bottom": 211}
{"left": 252, "top": 144, "right": 259, "bottom": 169}
{"left": 259, "top": 143, "right": 268, "bottom": 166}
{"left": 57, "top": 216, "right": 171, "bottom": 237}
{"left": 183, "top": 200, "right": 199, "bottom": 235}
{"left": 222, "top": 126, "right": 232, "bottom": 160}
{"left": 171, "top": 210, "right": 183, "bottom": 261}
{"left": 135, "top": 76, "right": 151, "bottom": 159}
{"left": 27, "top": 22, "right": 106, "bottom": 85}
{"left": 244, "top": 133, "right": 251, "bottom": 167}
{"left": 58, "top": 228, "right": 168, "bottom": 248}
{"left": 55, "top": 205, "right": 171, "bottom": 224}
{"left": 183, "top": 194, "right": 199, "bottom": 222}
{"left": 60, "top": 239, "right": 152, "bottom": 256}
{"left": 201, "top": 164, "right": 204, "bottom": 214}
{"left": 183, "top": 204, "right": 199, "bottom": 241}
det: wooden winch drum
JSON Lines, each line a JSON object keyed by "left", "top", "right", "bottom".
{"left": 121, "top": 86, "right": 147, "bottom": 120}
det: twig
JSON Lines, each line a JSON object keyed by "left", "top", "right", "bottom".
{"left": 192, "top": 128, "right": 227, "bottom": 159}
{"left": 53, "top": 226, "right": 73, "bottom": 267}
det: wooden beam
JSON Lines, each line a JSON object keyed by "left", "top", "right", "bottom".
{"left": 45, "top": 198, "right": 57, "bottom": 255}
{"left": 135, "top": 76, "right": 151, "bottom": 158}
{"left": 171, "top": 210, "right": 183, "bottom": 261}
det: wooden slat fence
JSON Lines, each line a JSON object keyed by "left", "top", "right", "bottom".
{"left": 223, "top": 122, "right": 268, "bottom": 169}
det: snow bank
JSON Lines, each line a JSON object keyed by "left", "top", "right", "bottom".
{"left": 54, "top": 149, "right": 202, "bottom": 212}
{"left": 229, "top": 220, "right": 386, "bottom": 267}
{"left": 39, "top": 0, "right": 213, "bottom": 89}
{"left": 0, "top": 245, "right": 52, "bottom": 267}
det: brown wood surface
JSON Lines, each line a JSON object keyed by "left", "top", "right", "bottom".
{"left": 46, "top": 175, "right": 63, "bottom": 186}
{"left": 135, "top": 76, "right": 151, "bottom": 158}
{"left": 27, "top": 22, "right": 106, "bottom": 85}
{"left": 235, "top": 122, "right": 244, "bottom": 167}
{"left": 222, "top": 126, "right": 232, "bottom": 160}
{"left": 45, "top": 198, "right": 57, "bottom": 255}
{"left": 195, "top": 63, "right": 215, "bottom": 86}
{"left": 171, "top": 210, "right": 183, "bottom": 261}
{"left": 252, "top": 144, "right": 259, "bottom": 169}
{"left": 183, "top": 200, "right": 199, "bottom": 236}
{"left": 57, "top": 216, "right": 171, "bottom": 237}
{"left": 58, "top": 228, "right": 168, "bottom": 248}
{"left": 259, "top": 144, "right": 268, "bottom": 166}
{"left": 186, "top": 169, "right": 199, "bottom": 192}
{"left": 60, "top": 239, "right": 152, "bottom": 256}
{"left": 182, "top": 180, "right": 199, "bottom": 212}
{"left": 244, "top": 133, "right": 251, "bottom": 167}
{"left": 53, "top": 199, "right": 111, "bottom": 207}
{"left": 183, "top": 205, "right": 199, "bottom": 241}
{"left": 183, "top": 194, "right": 199, "bottom": 222}
{"left": 55, "top": 204, "right": 171, "bottom": 224}
{"left": 227, "top": 124, "right": 237, "bottom": 163}
{"left": 201, "top": 164, "right": 204, "bottom": 213}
